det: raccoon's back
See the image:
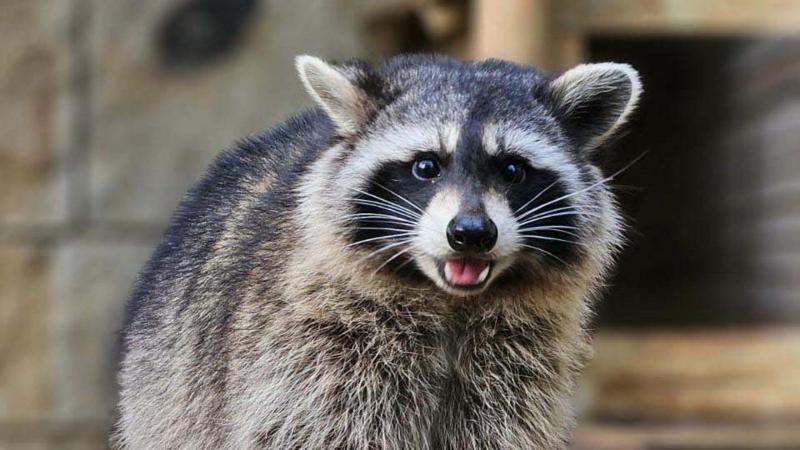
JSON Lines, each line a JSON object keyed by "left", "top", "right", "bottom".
{"left": 114, "top": 109, "right": 334, "bottom": 448}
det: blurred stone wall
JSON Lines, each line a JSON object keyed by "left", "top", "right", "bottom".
{"left": 3, "top": 1, "right": 800, "bottom": 449}
{"left": 0, "top": 0, "right": 383, "bottom": 447}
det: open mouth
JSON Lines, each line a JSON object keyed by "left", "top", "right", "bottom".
{"left": 439, "top": 257, "right": 492, "bottom": 289}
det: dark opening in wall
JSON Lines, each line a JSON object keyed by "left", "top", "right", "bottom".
{"left": 590, "top": 36, "right": 800, "bottom": 326}
{"left": 158, "top": 0, "right": 258, "bottom": 69}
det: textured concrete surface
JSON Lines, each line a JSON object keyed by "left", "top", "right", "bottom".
{"left": 86, "top": 0, "right": 369, "bottom": 224}
{"left": 0, "top": 1, "right": 71, "bottom": 226}
{"left": 51, "top": 241, "right": 152, "bottom": 423}
{"left": 3, "top": 1, "right": 799, "bottom": 449}
{"left": 0, "top": 246, "right": 50, "bottom": 423}
{"left": 0, "top": 0, "right": 376, "bottom": 447}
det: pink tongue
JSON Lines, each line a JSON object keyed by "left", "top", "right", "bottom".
{"left": 445, "top": 259, "right": 488, "bottom": 286}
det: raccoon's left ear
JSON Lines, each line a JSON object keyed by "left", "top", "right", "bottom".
{"left": 547, "top": 63, "right": 642, "bottom": 150}
{"left": 296, "top": 55, "right": 377, "bottom": 136}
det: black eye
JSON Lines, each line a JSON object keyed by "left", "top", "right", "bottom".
{"left": 412, "top": 157, "right": 441, "bottom": 180}
{"left": 501, "top": 161, "right": 526, "bottom": 184}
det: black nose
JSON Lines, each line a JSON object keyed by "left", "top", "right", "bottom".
{"left": 446, "top": 215, "right": 498, "bottom": 253}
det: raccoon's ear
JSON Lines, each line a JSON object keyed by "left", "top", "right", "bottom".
{"left": 547, "top": 63, "right": 642, "bottom": 150}
{"left": 296, "top": 55, "right": 375, "bottom": 135}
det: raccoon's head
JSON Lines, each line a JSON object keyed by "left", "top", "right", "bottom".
{"left": 296, "top": 55, "right": 641, "bottom": 297}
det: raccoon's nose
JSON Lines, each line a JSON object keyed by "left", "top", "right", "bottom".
{"left": 446, "top": 215, "right": 498, "bottom": 253}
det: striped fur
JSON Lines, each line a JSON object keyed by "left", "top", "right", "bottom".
{"left": 113, "top": 55, "right": 641, "bottom": 449}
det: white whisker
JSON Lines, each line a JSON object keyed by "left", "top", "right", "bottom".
{"left": 348, "top": 187, "right": 422, "bottom": 219}
{"left": 371, "top": 181, "right": 426, "bottom": 215}
{"left": 392, "top": 256, "right": 416, "bottom": 273}
{"left": 519, "top": 234, "right": 589, "bottom": 248}
{"left": 518, "top": 210, "right": 602, "bottom": 227}
{"left": 517, "top": 225, "right": 582, "bottom": 238}
{"left": 343, "top": 213, "right": 441, "bottom": 236}
{"left": 343, "top": 213, "right": 417, "bottom": 226}
{"left": 351, "top": 199, "right": 421, "bottom": 221}
{"left": 347, "top": 233, "right": 416, "bottom": 248}
{"left": 373, "top": 246, "right": 414, "bottom": 275}
{"left": 514, "top": 179, "right": 560, "bottom": 215}
{"left": 517, "top": 151, "right": 647, "bottom": 222}
{"left": 519, "top": 244, "right": 569, "bottom": 266}
{"left": 358, "top": 226, "right": 414, "bottom": 232}
{"left": 356, "top": 239, "right": 414, "bottom": 265}
{"left": 518, "top": 205, "right": 586, "bottom": 222}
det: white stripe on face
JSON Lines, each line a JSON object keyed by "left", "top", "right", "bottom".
{"left": 334, "top": 122, "right": 461, "bottom": 194}
{"left": 440, "top": 123, "right": 460, "bottom": 154}
{"left": 336, "top": 123, "right": 439, "bottom": 187}
{"left": 481, "top": 123, "right": 500, "bottom": 155}
{"left": 414, "top": 187, "right": 460, "bottom": 259}
{"left": 482, "top": 190, "right": 520, "bottom": 260}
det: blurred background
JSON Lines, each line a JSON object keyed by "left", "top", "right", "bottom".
{"left": 1, "top": 0, "right": 800, "bottom": 448}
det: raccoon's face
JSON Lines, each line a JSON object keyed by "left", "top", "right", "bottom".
{"left": 297, "top": 55, "right": 641, "bottom": 297}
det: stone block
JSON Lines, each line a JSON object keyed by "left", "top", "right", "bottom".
{"left": 0, "top": 246, "right": 50, "bottom": 422}
{"left": 0, "top": 425, "right": 107, "bottom": 450}
{"left": 87, "top": 0, "right": 372, "bottom": 225}
{"left": 0, "top": 0, "right": 70, "bottom": 225}
{"left": 50, "top": 240, "right": 153, "bottom": 424}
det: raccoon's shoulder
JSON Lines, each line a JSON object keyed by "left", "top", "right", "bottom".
{"left": 206, "top": 107, "right": 336, "bottom": 198}
{"left": 119, "top": 109, "right": 335, "bottom": 347}
{"left": 149, "top": 106, "right": 334, "bottom": 272}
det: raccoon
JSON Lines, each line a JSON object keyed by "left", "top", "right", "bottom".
{"left": 113, "top": 54, "right": 641, "bottom": 449}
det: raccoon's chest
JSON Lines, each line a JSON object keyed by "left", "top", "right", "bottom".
{"left": 237, "top": 311, "right": 556, "bottom": 447}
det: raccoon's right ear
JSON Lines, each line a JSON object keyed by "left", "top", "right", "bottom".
{"left": 296, "top": 55, "right": 376, "bottom": 135}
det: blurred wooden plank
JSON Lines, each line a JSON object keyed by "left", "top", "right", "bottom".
{"left": 573, "top": 423, "right": 800, "bottom": 450}
{"left": 584, "top": 328, "right": 800, "bottom": 420}
{"left": 469, "top": 0, "right": 554, "bottom": 67}
{"left": 468, "top": 0, "right": 800, "bottom": 67}
{"left": 418, "top": 3, "right": 465, "bottom": 40}
{"left": 561, "top": 0, "right": 800, "bottom": 35}
{"left": 469, "top": 0, "right": 585, "bottom": 69}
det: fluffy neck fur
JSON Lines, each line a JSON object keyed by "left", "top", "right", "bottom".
{"left": 223, "top": 143, "right": 612, "bottom": 449}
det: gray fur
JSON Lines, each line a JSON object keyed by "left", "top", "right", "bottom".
{"left": 113, "top": 54, "right": 641, "bottom": 449}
